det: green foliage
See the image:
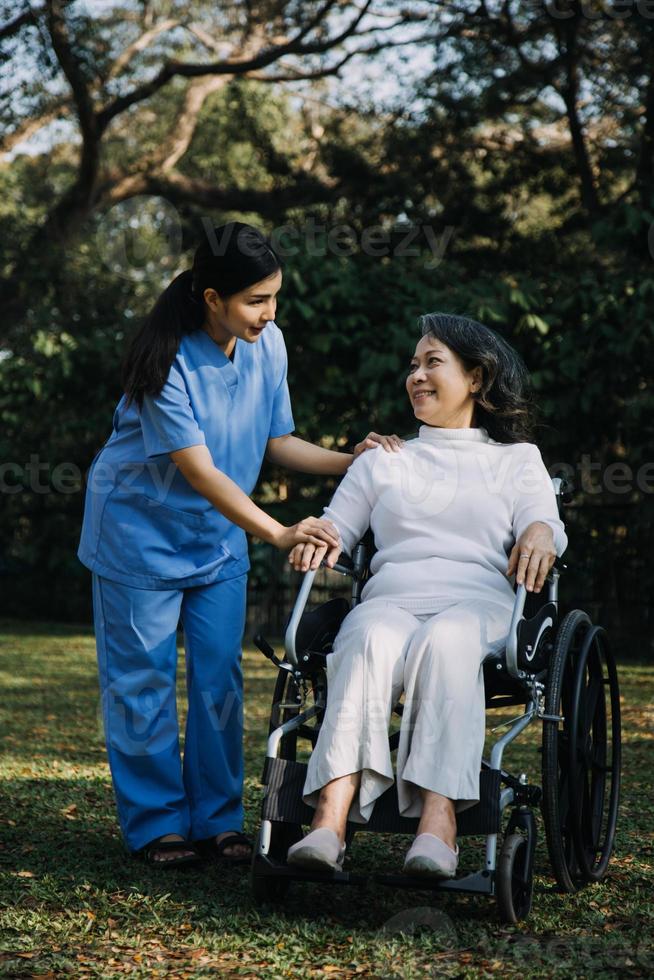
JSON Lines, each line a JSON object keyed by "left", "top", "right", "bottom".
{"left": 1, "top": 6, "right": 653, "bottom": 643}
{"left": 0, "top": 223, "right": 652, "bottom": 643}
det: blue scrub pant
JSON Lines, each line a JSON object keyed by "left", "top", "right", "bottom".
{"left": 92, "top": 572, "right": 247, "bottom": 852}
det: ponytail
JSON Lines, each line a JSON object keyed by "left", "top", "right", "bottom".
{"left": 122, "top": 270, "right": 203, "bottom": 408}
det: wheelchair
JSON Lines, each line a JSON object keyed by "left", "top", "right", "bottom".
{"left": 250, "top": 479, "right": 622, "bottom": 923}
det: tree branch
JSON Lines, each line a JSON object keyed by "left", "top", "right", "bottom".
{"left": 553, "top": 14, "right": 600, "bottom": 216}
{"left": 42, "top": 0, "right": 100, "bottom": 240}
{"left": 45, "top": 0, "right": 95, "bottom": 139}
{"left": 152, "top": 75, "right": 230, "bottom": 172}
{"left": 247, "top": 48, "right": 358, "bottom": 84}
{"left": 96, "top": 0, "right": 374, "bottom": 131}
{"left": 186, "top": 21, "right": 232, "bottom": 58}
{"left": 0, "top": 4, "right": 42, "bottom": 42}
{"left": 98, "top": 168, "right": 339, "bottom": 217}
{"left": 0, "top": 99, "right": 70, "bottom": 156}
{"left": 249, "top": 27, "right": 451, "bottom": 85}
{"left": 108, "top": 17, "right": 182, "bottom": 78}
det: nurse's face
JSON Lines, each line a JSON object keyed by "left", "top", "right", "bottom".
{"left": 406, "top": 334, "right": 482, "bottom": 428}
{"left": 203, "top": 269, "right": 283, "bottom": 344}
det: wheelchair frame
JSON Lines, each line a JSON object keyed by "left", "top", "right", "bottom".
{"left": 251, "top": 480, "right": 622, "bottom": 922}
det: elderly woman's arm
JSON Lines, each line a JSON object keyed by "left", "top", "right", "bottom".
{"left": 288, "top": 451, "right": 377, "bottom": 572}
{"left": 508, "top": 445, "right": 568, "bottom": 593}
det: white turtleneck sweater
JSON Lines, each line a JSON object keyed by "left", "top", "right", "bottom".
{"left": 323, "top": 426, "right": 568, "bottom": 612}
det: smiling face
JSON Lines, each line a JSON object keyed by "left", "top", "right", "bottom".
{"left": 406, "top": 334, "right": 483, "bottom": 428}
{"left": 202, "top": 269, "right": 283, "bottom": 349}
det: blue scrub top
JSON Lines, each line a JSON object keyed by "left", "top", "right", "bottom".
{"left": 78, "top": 322, "right": 295, "bottom": 589}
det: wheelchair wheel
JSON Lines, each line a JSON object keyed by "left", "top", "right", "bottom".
{"left": 541, "top": 610, "right": 590, "bottom": 892}
{"left": 496, "top": 833, "right": 533, "bottom": 923}
{"left": 567, "top": 625, "right": 621, "bottom": 883}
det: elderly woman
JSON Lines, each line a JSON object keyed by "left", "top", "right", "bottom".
{"left": 285, "top": 313, "right": 567, "bottom": 878}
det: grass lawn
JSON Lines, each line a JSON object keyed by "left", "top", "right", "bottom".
{"left": 1, "top": 618, "right": 652, "bottom": 979}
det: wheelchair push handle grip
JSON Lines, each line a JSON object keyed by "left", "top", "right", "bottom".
{"left": 324, "top": 551, "right": 355, "bottom": 575}
{"left": 254, "top": 633, "right": 285, "bottom": 669}
{"left": 320, "top": 542, "right": 370, "bottom": 580}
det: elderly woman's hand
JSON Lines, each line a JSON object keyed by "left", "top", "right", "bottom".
{"left": 507, "top": 521, "right": 556, "bottom": 593}
{"left": 289, "top": 537, "right": 342, "bottom": 573}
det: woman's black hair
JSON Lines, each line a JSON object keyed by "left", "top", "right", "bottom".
{"left": 123, "top": 221, "right": 281, "bottom": 406}
{"left": 418, "top": 312, "right": 534, "bottom": 444}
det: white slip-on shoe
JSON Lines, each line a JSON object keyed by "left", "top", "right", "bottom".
{"left": 286, "top": 828, "right": 346, "bottom": 871}
{"left": 403, "top": 833, "right": 459, "bottom": 878}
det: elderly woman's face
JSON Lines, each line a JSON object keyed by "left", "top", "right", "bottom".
{"left": 406, "top": 335, "right": 481, "bottom": 428}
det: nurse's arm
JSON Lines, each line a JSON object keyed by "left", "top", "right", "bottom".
{"left": 266, "top": 432, "right": 403, "bottom": 475}
{"left": 266, "top": 435, "right": 351, "bottom": 475}
{"left": 169, "top": 445, "right": 340, "bottom": 551}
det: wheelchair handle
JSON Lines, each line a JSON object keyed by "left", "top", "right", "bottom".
{"left": 284, "top": 568, "right": 318, "bottom": 667}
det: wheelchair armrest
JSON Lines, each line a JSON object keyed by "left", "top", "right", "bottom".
{"left": 506, "top": 562, "right": 563, "bottom": 678}
{"left": 505, "top": 584, "right": 528, "bottom": 679}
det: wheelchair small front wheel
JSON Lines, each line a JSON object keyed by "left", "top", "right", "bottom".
{"left": 496, "top": 833, "right": 533, "bottom": 923}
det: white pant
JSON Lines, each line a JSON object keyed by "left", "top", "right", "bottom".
{"left": 303, "top": 597, "right": 513, "bottom": 822}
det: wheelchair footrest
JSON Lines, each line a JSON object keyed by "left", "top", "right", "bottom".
{"left": 262, "top": 758, "right": 502, "bottom": 836}
{"left": 372, "top": 869, "right": 494, "bottom": 895}
{"left": 254, "top": 853, "right": 366, "bottom": 885}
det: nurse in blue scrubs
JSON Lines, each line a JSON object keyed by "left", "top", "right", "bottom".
{"left": 78, "top": 222, "right": 401, "bottom": 867}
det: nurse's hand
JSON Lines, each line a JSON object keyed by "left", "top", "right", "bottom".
{"left": 288, "top": 539, "right": 341, "bottom": 572}
{"left": 352, "top": 432, "right": 403, "bottom": 460}
{"left": 274, "top": 517, "right": 341, "bottom": 553}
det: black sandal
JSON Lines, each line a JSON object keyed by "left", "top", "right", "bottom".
{"left": 200, "top": 831, "right": 253, "bottom": 866}
{"left": 139, "top": 835, "right": 203, "bottom": 868}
